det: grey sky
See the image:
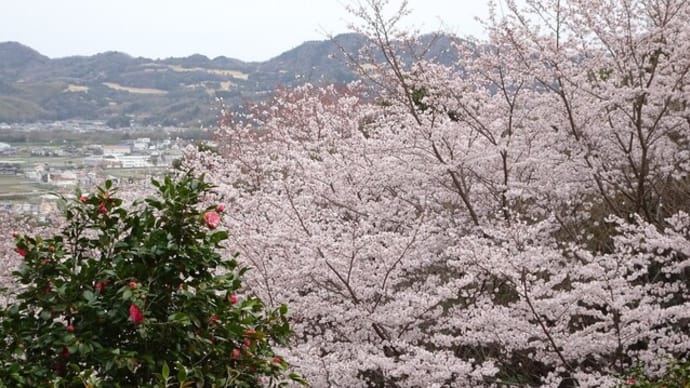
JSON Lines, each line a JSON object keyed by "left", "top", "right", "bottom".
{"left": 0, "top": 1, "right": 490, "bottom": 62}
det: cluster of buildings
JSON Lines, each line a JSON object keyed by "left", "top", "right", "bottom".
{"left": 0, "top": 134, "right": 187, "bottom": 220}
{"left": 8, "top": 137, "right": 183, "bottom": 185}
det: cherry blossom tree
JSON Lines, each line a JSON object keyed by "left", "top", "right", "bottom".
{"left": 0, "top": 212, "right": 58, "bottom": 307}
{"left": 80, "top": 0, "right": 690, "bottom": 386}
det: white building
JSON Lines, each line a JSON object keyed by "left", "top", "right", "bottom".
{"left": 118, "top": 155, "right": 151, "bottom": 168}
{"left": 49, "top": 171, "right": 78, "bottom": 187}
{"left": 103, "top": 145, "right": 131, "bottom": 157}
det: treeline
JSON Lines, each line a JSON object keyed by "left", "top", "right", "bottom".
{"left": 0, "top": 128, "right": 210, "bottom": 145}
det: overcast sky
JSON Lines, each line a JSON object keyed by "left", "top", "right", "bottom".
{"left": 0, "top": 1, "right": 490, "bottom": 62}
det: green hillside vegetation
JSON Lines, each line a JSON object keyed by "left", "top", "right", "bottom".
{"left": 0, "top": 34, "right": 459, "bottom": 126}
{"left": 0, "top": 96, "right": 47, "bottom": 122}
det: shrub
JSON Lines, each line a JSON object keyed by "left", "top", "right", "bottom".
{"left": 620, "top": 359, "right": 690, "bottom": 388}
{"left": 0, "top": 173, "right": 305, "bottom": 387}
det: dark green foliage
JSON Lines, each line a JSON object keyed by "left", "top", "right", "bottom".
{"left": 619, "top": 359, "right": 690, "bottom": 388}
{"left": 0, "top": 173, "right": 305, "bottom": 387}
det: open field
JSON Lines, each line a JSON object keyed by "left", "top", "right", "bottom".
{"left": 0, "top": 175, "right": 30, "bottom": 193}
{"left": 162, "top": 64, "right": 249, "bottom": 80}
{"left": 102, "top": 82, "right": 168, "bottom": 95}
{"left": 0, "top": 175, "right": 51, "bottom": 202}
{"left": 63, "top": 84, "right": 89, "bottom": 93}
{"left": 10, "top": 154, "right": 83, "bottom": 166}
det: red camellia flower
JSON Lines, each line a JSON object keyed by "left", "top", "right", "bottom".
{"left": 15, "top": 247, "right": 27, "bottom": 257}
{"left": 203, "top": 211, "right": 221, "bottom": 229}
{"left": 229, "top": 294, "right": 238, "bottom": 304}
{"left": 79, "top": 195, "right": 88, "bottom": 203}
{"left": 98, "top": 203, "right": 108, "bottom": 214}
{"left": 231, "top": 348, "right": 241, "bottom": 359}
{"left": 272, "top": 356, "right": 283, "bottom": 365}
{"left": 216, "top": 204, "right": 225, "bottom": 213}
{"left": 95, "top": 282, "right": 105, "bottom": 292}
{"left": 129, "top": 304, "right": 144, "bottom": 324}
{"left": 60, "top": 347, "right": 70, "bottom": 358}
{"left": 209, "top": 314, "right": 220, "bottom": 325}
{"left": 66, "top": 324, "right": 75, "bottom": 332}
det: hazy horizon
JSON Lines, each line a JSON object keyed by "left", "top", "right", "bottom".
{"left": 0, "top": 1, "right": 490, "bottom": 62}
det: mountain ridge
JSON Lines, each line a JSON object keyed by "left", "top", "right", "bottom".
{"left": 0, "top": 33, "right": 458, "bottom": 126}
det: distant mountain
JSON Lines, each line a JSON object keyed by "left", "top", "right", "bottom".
{"left": 0, "top": 33, "right": 461, "bottom": 126}
{"left": 0, "top": 42, "right": 49, "bottom": 80}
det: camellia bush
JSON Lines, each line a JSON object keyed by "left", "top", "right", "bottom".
{"left": 621, "top": 359, "right": 690, "bottom": 388}
{"left": 0, "top": 173, "right": 305, "bottom": 387}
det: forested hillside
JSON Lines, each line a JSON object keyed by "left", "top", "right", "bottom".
{"left": 0, "top": 33, "right": 457, "bottom": 126}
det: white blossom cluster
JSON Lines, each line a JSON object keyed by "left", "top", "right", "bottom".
{"left": 185, "top": 1, "right": 690, "bottom": 385}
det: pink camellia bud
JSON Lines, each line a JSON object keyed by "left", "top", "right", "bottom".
{"left": 79, "top": 195, "right": 88, "bottom": 203}
{"left": 204, "top": 211, "right": 221, "bottom": 229}
{"left": 231, "top": 348, "right": 241, "bottom": 359}
{"left": 243, "top": 338, "right": 252, "bottom": 347}
{"left": 272, "top": 356, "right": 283, "bottom": 365}
{"left": 216, "top": 204, "right": 225, "bottom": 213}
{"left": 128, "top": 281, "right": 138, "bottom": 289}
{"left": 95, "top": 282, "right": 105, "bottom": 292}
{"left": 98, "top": 203, "right": 108, "bottom": 214}
{"left": 15, "top": 247, "right": 27, "bottom": 257}
{"left": 129, "top": 304, "right": 144, "bottom": 324}
{"left": 229, "top": 294, "right": 238, "bottom": 304}
{"left": 66, "top": 324, "right": 75, "bottom": 332}
{"left": 209, "top": 314, "right": 220, "bottom": 325}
